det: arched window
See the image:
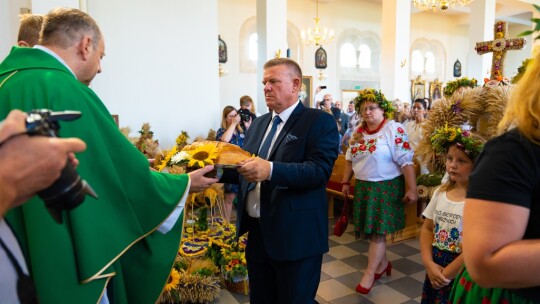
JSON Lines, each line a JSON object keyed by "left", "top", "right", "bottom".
{"left": 336, "top": 29, "right": 381, "bottom": 82}
{"left": 248, "top": 33, "right": 258, "bottom": 61}
{"left": 358, "top": 44, "right": 371, "bottom": 69}
{"left": 424, "top": 51, "right": 435, "bottom": 74}
{"left": 411, "top": 50, "right": 424, "bottom": 74}
{"left": 340, "top": 43, "right": 356, "bottom": 67}
{"left": 410, "top": 39, "right": 446, "bottom": 81}
{"left": 239, "top": 18, "right": 303, "bottom": 73}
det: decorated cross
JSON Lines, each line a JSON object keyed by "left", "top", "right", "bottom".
{"left": 475, "top": 21, "right": 526, "bottom": 80}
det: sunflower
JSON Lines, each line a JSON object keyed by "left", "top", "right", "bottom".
{"left": 186, "top": 143, "right": 219, "bottom": 168}
{"left": 157, "top": 146, "right": 178, "bottom": 172}
{"left": 164, "top": 268, "right": 180, "bottom": 292}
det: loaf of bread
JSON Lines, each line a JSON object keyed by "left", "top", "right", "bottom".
{"left": 181, "top": 140, "right": 251, "bottom": 165}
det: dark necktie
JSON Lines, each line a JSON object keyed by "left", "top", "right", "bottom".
{"left": 258, "top": 115, "right": 282, "bottom": 159}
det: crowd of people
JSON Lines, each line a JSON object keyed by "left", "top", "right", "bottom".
{"left": 1, "top": 6, "right": 540, "bottom": 304}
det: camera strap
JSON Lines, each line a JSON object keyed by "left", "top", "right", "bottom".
{"left": 0, "top": 236, "right": 38, "bottom": 304}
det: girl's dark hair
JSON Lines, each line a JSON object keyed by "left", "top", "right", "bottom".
{"left": 413, "top": 98, "right": 429, "bottom": 110}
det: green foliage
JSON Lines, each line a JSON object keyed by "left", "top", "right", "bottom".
{"left": 443, "top": 77, "right": 478, "bottom": 98}
{"left": 417, "top": 173, "right": 443, "bottom": 187}
{"left": 511, "top": 58, "right": 534, "bottom": 84}
{"left": 519, "top": 4, "right": 540, "bottom": 41}
{"left": 196, "top": 206, "right": 208, "bottom": 231}
{"left": 175, "top": 259, "right": 188, "bottom": 271}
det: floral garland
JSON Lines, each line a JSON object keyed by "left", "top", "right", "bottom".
{"left": 430, "top": 124, "right": 484, "bottom": 160}
{"left": 354, "top": 88, "right": 394, "bottom": 119}
{"left": 443, "top": 77, "right": 478, "bottom": 98}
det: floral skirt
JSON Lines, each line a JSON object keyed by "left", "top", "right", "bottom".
{"left": 449, "top": 267, "right": 537, "bottom": 304}
{"left": 353, "top": 176, "right": 405, "bottom": 238}
{"left": 421, "top": 246, "right": 460, "bottom": 304}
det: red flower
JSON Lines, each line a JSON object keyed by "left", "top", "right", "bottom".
{"left": 403, "top": 142, "right": 410, "bottom": 149}
{"left": 351, "top": 147, "right": 358, "bottom": 154}
{"left": 359, "top": 139, "right": 365, "bottom": 144}
{"left": 368, "top": 139, "right": 375, "bottom": 144}
{"left": 369, "top": 145, "right": 376, "bottom": 153}
{"left": 397, "top": 127, "right": 404, "bottom": 134}
{"left": 359, "top": 145, "right": 367, "bottom": 151}
{"left": 395, "top": 137, "right": 402, "bottom": 144}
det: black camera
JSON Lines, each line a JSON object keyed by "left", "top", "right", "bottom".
{"left": 237, "top": 108, "right": 253, "bottom": 126}
{"left": 26, "top": 109, "right": 98, "bottom": 224}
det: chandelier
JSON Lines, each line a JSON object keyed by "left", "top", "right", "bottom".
{"left": 301, "top": 0, "right": 334, "bottom": 46}
{"left": 412, "top": 0, "right": 474, "bottom": 12}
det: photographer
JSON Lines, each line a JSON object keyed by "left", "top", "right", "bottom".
{"left": 238, "top": 95, "right": 257, "bottom": 126}
{"left": 0, "top": 109, "right": 86, "bottom": 303}
{"left": 216, "top": 106, "right": 250, "bottom": 221}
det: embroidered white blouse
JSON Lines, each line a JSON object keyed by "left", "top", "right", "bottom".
{"left": 345, "top": 120, "right": 414, "bottom": 182}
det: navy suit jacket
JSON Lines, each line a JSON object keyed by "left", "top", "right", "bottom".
{"left": 235, "top": 102, "right": 339, "bottom": 261}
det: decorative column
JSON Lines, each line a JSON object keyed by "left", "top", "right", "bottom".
{"left": 380, "top": 0, "right": 411, "bottom": 102}
{"left": 466, "top": 0, "right": 496, "bottom": 81}
{"left": 256, "top": 0, "right": 288, "bottom": 114}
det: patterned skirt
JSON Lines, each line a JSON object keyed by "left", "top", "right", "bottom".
{"left": 450, "top": 267, "right": 537, "bottom": 304}
{"left": 421, "top": 246, "right": 460, "bottom": 304}
{"left": 352, "top": 175, "right": 405, "bottom": 238}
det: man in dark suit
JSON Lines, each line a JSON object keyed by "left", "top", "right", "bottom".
{"left": 235, "top": 58, "right": 339, "bottom": 303}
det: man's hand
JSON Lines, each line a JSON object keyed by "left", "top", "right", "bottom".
{"left": 0, "top": 110, "right": 87, "bottom": 214}
{"left": 188, "top": 165, "right": 220, "bottom": 193}
{"left": 238, "top": 157, "right": 271, "bottom": 182}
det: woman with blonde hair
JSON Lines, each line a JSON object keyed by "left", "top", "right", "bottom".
{"left": 341, "top": 89, "right": 418, "bottom": 294}
{"left": 450, "top": 51, "right": 540, "bottom": 303}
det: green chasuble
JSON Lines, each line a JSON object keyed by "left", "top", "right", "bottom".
{"left": 0, "top": 47, "right": 187, "bottom": 304}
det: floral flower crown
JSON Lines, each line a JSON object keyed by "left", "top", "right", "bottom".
{"left": 354, "top": 88, "right": 394, "bottom": 119}
{"left": 443, "top": 77, "right": 478, "bottom": 98}
{"left": 430, "top": 124, "right": 484, "bottom": 160}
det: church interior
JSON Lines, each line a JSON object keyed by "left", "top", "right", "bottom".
{"left": 0, "top": 0, "right": 539, "bottom": 303}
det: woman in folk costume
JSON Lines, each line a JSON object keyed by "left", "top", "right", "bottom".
{"left": 341, "top": 88, "right": 418, "bottom": 294}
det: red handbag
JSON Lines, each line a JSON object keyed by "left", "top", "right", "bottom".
{"left": 333, "top": 196, "right": 349, "bottom": 237}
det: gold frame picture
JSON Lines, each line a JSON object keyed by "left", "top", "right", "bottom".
{"left": 429, "top": 79, "right": 443, "bottom": 101}
{"left": 411, "top": 75, "right": 426, "bottom": 101}
{"left": 301, "top": 76, "right": 313, "bottom": 108}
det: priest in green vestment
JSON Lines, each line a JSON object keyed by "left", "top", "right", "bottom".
{"left": 0, "top": 7, "right": 219, "bottom": 304}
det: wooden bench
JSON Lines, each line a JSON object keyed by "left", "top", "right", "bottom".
{"left": 326, "top": 155, "right": 354, "bottom": 218}
{"left": 326, "top": 155, "right": 420, "bottom": 242}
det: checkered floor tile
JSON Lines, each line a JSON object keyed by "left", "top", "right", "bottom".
{"left": 213, "top": 215, "right": 426, "bottom": 304}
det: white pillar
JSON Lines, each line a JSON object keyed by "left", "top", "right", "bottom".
{"left": 256, "top": 0, "right": 287, "bottom": 114}
{"left": 380, "top": 0, "right": 411, "bottom": 101}
{"left": 467, "top": 0, "right": 496, "bottom": 81}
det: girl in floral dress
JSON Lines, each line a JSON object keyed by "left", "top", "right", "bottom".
{"left": 419, "top": 126, "right": 484, "bottom": 304}
{"left": 341, "top": 89, "right": 418, "bottom": 294}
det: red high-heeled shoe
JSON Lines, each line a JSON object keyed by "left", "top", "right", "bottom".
{"left": 374, "top": 261, "right": 392, "bottom": 280}
{"left": 355, "top": 279, "right": 375, "bottom": 294}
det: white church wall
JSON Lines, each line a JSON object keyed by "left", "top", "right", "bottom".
{"left": 87, "top": 0, "right": 219, "bottom": 148}
{"left": 218, "top": 0, "right": 259, "bottom": 114}
{"left": 506, "top": 23, "right": 533, "bottom": 80}
{"left": 0, "top": 0, "right": 219, "bottom": 149}
{"left": 0, "top": 0, "right": 30, "bottom": 59}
